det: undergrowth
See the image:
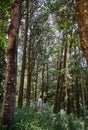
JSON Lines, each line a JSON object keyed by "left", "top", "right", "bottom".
{"left": 0, "top": 102, "right": 84, "bottom": 130}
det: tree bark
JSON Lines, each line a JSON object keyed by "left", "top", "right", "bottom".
{"left": 26, "top": 26, "right": 32, "bottom": 105}
{"left": 63, "top": 42, "right": 70, "bottom": 114}
{"left": 41, "top": 62, "right": 45, "bottom": 100}
{"left": 75, "top": 0, "right": 88, "bottom": 63}
{"left": 46, "top": 63, "right": 49, "bottom": 98}
{"left": 1, "top": 0, "right": 20, "bottom": 126}
{"left": 65, "top": 88, "right": 70, "bottom": 114}
{"left": 76, "top": 76, "right": 80, "bottom": 118}
{"left": 34, "top": 63, "right": 38, "bottom": 101}
{"left": 81, "top": 70, "right": 87, "bottom": 130}
{"left": 26, "top": 0, "right": 37, "bottom": 105}
{"left": 18, "top": 0, "right": 29, "bottom": 108}
{"left": 53, "top": 48, "right": 63, "bottom": 113}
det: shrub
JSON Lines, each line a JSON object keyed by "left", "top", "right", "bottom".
{"left": 0, "top": 103, "right": 84, "bottom": 130}
{"left": 53, "top": 109, "right": 84, "bottom": 130}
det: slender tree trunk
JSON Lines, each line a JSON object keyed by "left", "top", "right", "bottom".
{"left": 26, "top": 0, "right": 37, "bottom": 105}
{"left": 18, "top": 0, "right": 29, "bottom": 108}
{"left": 63, "top": 42, "right": 70, "bottom": 114}
{"left": 76, "top": 76, "right": 80, "bottom": 118}
{"left": 75, "top": 0, "right": 88, "bottom": 63}
{"left": 65, "top": 88, "right": 70, "bottom": 114}
{"left": 46, "top": 63, "right": 49, "bottom": 98}
{"left": 41, "top": 63, "right": 45, "bottom": 100}
{"left": 71, "top": 86, "right": 74, "bottom": 113}
{"left": 34, "top": 63, "right": 38, "bottom": 100}
{"left": 1, "top": 0, "right": 20, "bottom": 126}
{"left": 85, "top": 76, "right": 88, "bottom": 107}
{"left": 26, "top": 48, "right": 32, "bottom": 105}
{"left": 53, "top": 74, "right": 61, "bottom": 113}
{"left": 53, "top": 48, "right": 63, "bottom": 113}
{"left": 26, "top": 21, "right": 32, "bottom": 105}
{"left": 81, "top": 70, "right": 87, "bottom": 130}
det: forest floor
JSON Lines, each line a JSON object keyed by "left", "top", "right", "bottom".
{"left": 0, "top": 102, "right": 84, "bottom": 130}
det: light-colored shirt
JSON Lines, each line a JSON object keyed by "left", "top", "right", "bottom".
{"left": 38, "top": 98, "right": 42, "bottom": 106}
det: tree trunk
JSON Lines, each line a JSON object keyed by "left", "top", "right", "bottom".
{"left": 53, "top": 48, "right": 63, "bottom": 113}
{"left": 34, "top": 63, "right": 39, "bottom": 101}
{"left": 53, "top": 75, "right": 61, "bottom": 113}
{"left": 63, "top": 42, "right": 70, "bottom": 114}
{"left": 46, "top": 63, "right": 49, "bottom": 99}
{"left": 71, "top": 86, "right": 74, "bottom": 114}
{"left": 75, "top": 0, "right": 88, "bottom": 63}
{"left": 41, "top": 63, "right": 45, "bottom": 100}
{"left": 65, "top": 88, "right": 70, "bottom": 114}
{"left": 18, "top": 0, "right": 29, "bottom": 108}
{"left": 1, "top": 0, "right": 20, "bottom": 126}
{"left": 81, "top": 70, "right": 87, "bottom": 130}
{"left": 26, "top": 48, "right": 32, "bottom": 105}
{"left": 26, "top": 24, "right": 32, "bottom": 105}
{"left": 26, "top": 0, "right": 37, "bottom": 106}
{"left": 76, "top": 76, "right": 80, "bottom": 118}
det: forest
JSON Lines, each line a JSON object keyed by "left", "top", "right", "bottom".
{"left": 0, "top": 0, "right": 88, "bottom": 130}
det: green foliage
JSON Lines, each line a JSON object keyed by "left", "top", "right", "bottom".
{"left": 53, "top": 110, "right": 83, "bottom": 130}
{"left": 0, "top": 103, "right": 83, "bottom": 130}
{"left": 47, "top": 0, "right": 65, "bottom": 12}
{"left": 0, "top": 0, "right": 13, "bottom": 12}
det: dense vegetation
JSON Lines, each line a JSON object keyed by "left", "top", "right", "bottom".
{"left": 0, "top": 0, "right": 88, "bottom": 130}
{"left": 0, "top": 102, "right": 84, "bottom": 130}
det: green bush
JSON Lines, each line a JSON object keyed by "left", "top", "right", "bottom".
{"left": 53, "top": 109, "right": 84, "bottom": 130}
{"left": 0, "top": 103, "right": 84, "bottom": 130}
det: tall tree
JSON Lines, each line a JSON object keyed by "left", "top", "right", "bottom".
{"left": 26, "top": 1, "right": 33, "bottom": 105}
{"left": 41, "top": 60, "right": 45, "bottom": 100}
{"left": 75, "top": 0, "right": 88, "bottom": 63}
{"left": 1, "top": 0, "right": 21, "bottom": 126}
{"left": 53, "top": 47, "right": 63, "bottom": 113}
{"left": 18, "top": 0, "right": 29, "bottom": 108}
{"left": 26, "top": 0, "right": 38, "bottom": 105}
